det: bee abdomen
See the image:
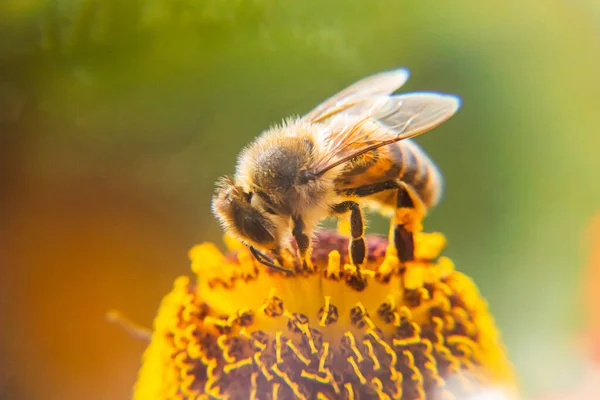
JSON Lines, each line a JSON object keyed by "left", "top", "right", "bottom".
{"left": 397, "top": 140, "right": 443, "bottom": 209}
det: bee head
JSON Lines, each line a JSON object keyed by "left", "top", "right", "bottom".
{"left": 211, "top": 176, "right": 278, "bottom": 249}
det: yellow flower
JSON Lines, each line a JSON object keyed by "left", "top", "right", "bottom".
{"left": 134, "top": 228, "right": 516, "bottom": 399}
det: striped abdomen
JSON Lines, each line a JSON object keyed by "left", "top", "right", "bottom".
{"left": 333, "top": 139, "right": 443, "bottom": 212}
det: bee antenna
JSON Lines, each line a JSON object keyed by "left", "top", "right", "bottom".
{"left": 249, "top": 246, "right": 294, "bottom": 274}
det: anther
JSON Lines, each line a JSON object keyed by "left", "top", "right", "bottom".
{"left": 261, "top": 290, "right": 284, "bottom": 318}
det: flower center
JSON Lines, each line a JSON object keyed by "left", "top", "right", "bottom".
{"left": 134, "top": 230, "right": 516, "bottom": 400}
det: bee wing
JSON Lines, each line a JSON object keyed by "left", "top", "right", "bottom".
{"left": 312, "top": 92, "right": 461, "bottom": 176}
{"left": 303, "top": 68, "right": 410, "bottom": 123}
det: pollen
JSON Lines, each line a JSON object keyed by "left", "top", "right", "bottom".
{"left": 134, "top": 229, "right": 517, "bottom": 399}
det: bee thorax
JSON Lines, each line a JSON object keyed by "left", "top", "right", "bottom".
{"left": 254, "top": 146, "right": 303, "bottom": 192}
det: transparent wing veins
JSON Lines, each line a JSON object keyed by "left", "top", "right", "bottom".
{"left": 312, "top": 91, "right": 461, "bottom": 176}
{"left": 303, "top": 68, "right": 410, "bottom": 124}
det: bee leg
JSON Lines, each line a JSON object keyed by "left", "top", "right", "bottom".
{"left": 392, "top": 182, "right": 424, "bottom": 262}
{"left": 249, "top": 246, "right": 293, "bottom": 274}
{"left": 331, "top": 201, "right": 366, "bottom": 265}
{"left": 338, "top": 180, "right": 424, "bottom": 262}
{"left": 270, "top": 247, "right": 286, "bottom": 267}
{"left": 292, "top": 215, "right": 314, "bottom": 272}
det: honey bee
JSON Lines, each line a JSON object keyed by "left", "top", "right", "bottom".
{"left": 212, "top": 68, "right": 460, "bottom": 272}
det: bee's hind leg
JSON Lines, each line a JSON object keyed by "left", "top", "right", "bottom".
{"left": 391, "top": 182, "right": 425, "bottom": 262}
{"left": 331, "top": 201, "right": 366, "bottom": 265}
{"left": 338, "top": 180, "right": 425, "bottom": 262}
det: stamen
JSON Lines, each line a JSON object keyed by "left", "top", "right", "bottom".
{"left": 347, "top": 356, "right": 367, "bottom": 384}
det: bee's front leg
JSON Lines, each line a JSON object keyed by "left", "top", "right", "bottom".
{"left": 249, "top": 246, "right": 293, "bottom": 274}
{"left": 270, "top": 246, "right": 286, "bottom": 267}
{"left": 292, "top": 215, "right": 314, "bottom": 272}
{"left": 331, "top": 201, "right": 366, "bottom": 266}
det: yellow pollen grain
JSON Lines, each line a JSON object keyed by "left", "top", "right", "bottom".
{"left": 362, "top": 339, "right": 380, "bottom": 370}
{"left": 239, "top": 327, "right": 250, "bottom": 338}
{"left": 306, "top": 331, "right": 318, "bottom": 354}
{"left": 419, "top": 286, "right": 430, "bottom": 300}
{"left": 447, "top": 335, "right": 478, "bottom": 349}
{"left": 344, "top": 383, "right": 355, "bottom": 400}
{"left": 371, "top": 378, "right": 391, "bottom": 400}
{"left": 207, "top": 385, "right": 227, "bottom": 400}
{"left": 285, "top": 312, "right": 318, "bottom": 354}
{"left": 403, "top": 350, "right": 423, "bottom": 383}
{"left": 173, "top": 352, "right": 187, "bottom": 368}
{"left": 275, "top": 331, "right": 283, "bottom": 363}
{"left": 271, "top": 364, "right": 306, "bottom": 400}
{"left": 180, "top": 374, "right": 197, "bottom": 397}
{"left": 325, "top": 368, "right": 340, "bottom": 394}
{"left": 319, "top": 296, "right": 331, "bottom": 327}
{"left": 363, "top": 269, "right": 376, "bottom": 278}
{"left": 301, "top": 370, "right": 330, "bottom": 385}
{"left": 355, "top": 301, "right": 367, "bottom": 315}
{"left": 173, "top": 331, "right": 187, "bottom": 350}
{"left": 403, "top": 262, "right": 425, "bottom": 289}
{"left": 395, "top": 207, "right": 423, "bottom": 233}
{"left": 318, "top": 342, "right": 330, "bottom": 373}
{"left": 259, "top": 288, "right": 278, "bottom": 314}
{"left": 206, "top": 359, "right": 217, "bottom": 377}
{"left": 347, "top": 356, "right": 367, "bottom": 384}
{"left": 286, "top": 340, "right": 311, "bottom": 366}
{"left": 391, "top": 373, "right": 403, "bottom": 399}
{"left": 223, "top": 357, "right": 252, "bottom": 374}
{"left": 180, "top": 304, "right": 196, "bottom": 324}
{"left": 354, "top": 302, "right": 376, "bottom": 330}
{"left": 431, "top": 317, "right": 446, "bottom": 343}
{"left": 250, "top": 373, "right": 258, "bottom": 400}
{"left": 204, "top": 360, "right": 217, "bottom": 393}
{"left": 271, "top": 383, "right": 280, "bottom": 400}
{"left": 187, "top": 341, "right": 202, "bottom": 359}
{"left": 203, "top": 376, "right": 218, "bottom": 398}
{"left": 368, "top": 329, "right": 398, "bottom": 378}
{"left": 179, "top": 364, "right": 193, "bottom": 380}
{"left": 343, "top": 263, "right": 356, "bottom": 274}
{"left": 217, "top": 335, "right": 235, "bottom": 363}
{"left": 386, "top": 294, "right": 396, "bottom": 310}
{"left": 325, "top": 250, "right": 341, "bottom": 277}
{"left": 344, "top": 331, "right": 364, "bottom": 362}
{"left": 363, "top": 315, "right": 376, "bottom": 330}
{"left": 253, "top": 339, "right": 266, "bottom": 351}
{"left": 377, "top": 249, "right": 399, "bottom": 277}
{"left": 253, "top": 352, "right": 273, "bottom": 381}
{"left": 393, "top": 333, "right": 421, "bottom": 347}
{"left": 398, "top": 305, "right": 413, "bottom": 320}
{"left": 414, "top": 232, "right": 447, "bottom": 260}
{"left": 202, "top": 316, "right": 218, "bottom": 332}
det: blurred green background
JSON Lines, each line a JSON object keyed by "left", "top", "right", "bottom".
{"left": 1, "top": 1, "right": 600, "bottom": 399}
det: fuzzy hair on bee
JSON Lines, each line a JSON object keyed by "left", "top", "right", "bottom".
{"left": 212, "top": 68, "right": 460, "bottom": 272}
